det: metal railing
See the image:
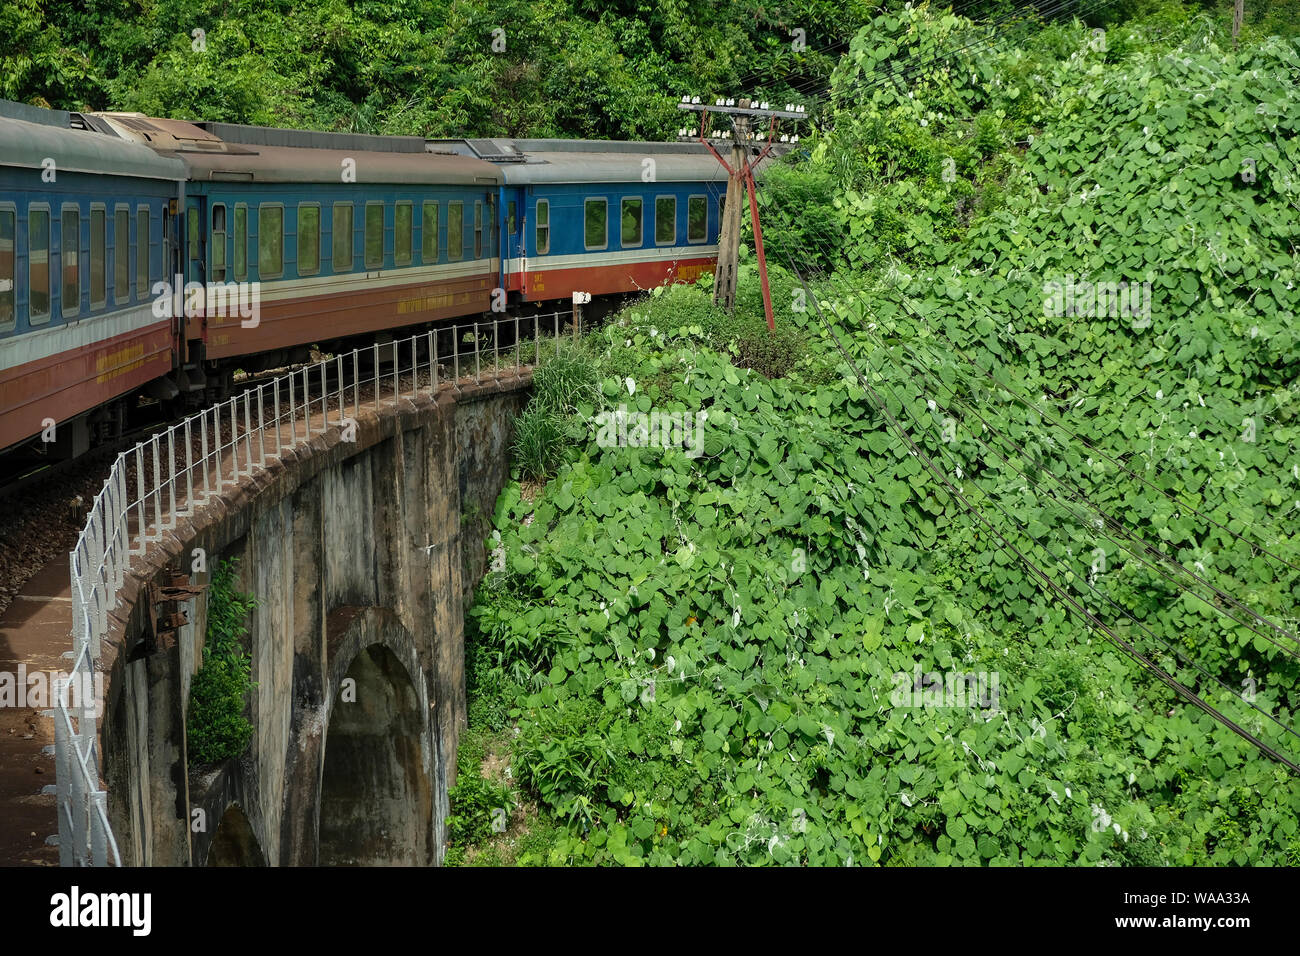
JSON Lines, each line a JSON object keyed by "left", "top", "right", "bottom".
{"left": 59, "top": 311, "right": 570, "bottom": 865}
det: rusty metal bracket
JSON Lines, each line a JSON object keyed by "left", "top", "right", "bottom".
{"left": 144, "top": 566, "right": 207, "bottom": 654}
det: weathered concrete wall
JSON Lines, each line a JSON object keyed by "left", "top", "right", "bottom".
{"left": 97, "top": 377, "right": 529, "bottom": 866}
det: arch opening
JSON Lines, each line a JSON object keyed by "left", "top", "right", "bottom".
{"left": 319, "top": 643, "right": 431, "bottom": 865}
{"left": 206, "top": 803, "right": 266, "bottom": 867}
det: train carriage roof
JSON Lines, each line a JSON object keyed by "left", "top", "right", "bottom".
{"left": 0, "top": 105, "right": 185, "bottom": 181}
{"left": 427, "top": 138, "right": 778, "bottom": 185}
{"left": 91, "top": 113, "right": 502, "bottom": 186}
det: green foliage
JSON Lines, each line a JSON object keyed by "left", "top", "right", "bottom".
{"left": 445, "top": 729, "right": 514, "bottom": 851}
{"left": 511, "top": 406, "right": 566, "bottom": 481}
{"left": 2, "top": 0, "right": 876, "bottom": 140}
{"left": 186, "top": 558, "right": 255, "bottom": 766}
{"left": 512, "top": 342, "right": 602, "bottom": 480}
{"left": 465, "top": 4, "right": 1300, "bottom": 866}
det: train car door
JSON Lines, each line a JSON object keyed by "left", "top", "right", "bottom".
{"left": 503, "top": 186, "right": 526, "bottom": 295}
{"left": 184, "top": 195, "right": 206, "bottom": 343}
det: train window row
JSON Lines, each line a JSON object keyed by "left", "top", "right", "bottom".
{"left": 195, "top": 199, "right": 492, "bottom": 282}
{"left": 0, "top": 202, "right": 159, "bottom": 334}
{"left": 571, "top": 195, "right": 710, "bottom": 253}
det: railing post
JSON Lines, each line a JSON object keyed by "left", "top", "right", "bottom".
{"left": 230, "top": 398, "right": 239, "bottom": 480}
{"left": 453, "top": 325, "right": 461, "bottom": 392}
{"left": 336, "top": 355, "right": 344, "bottom": 424}
{"left": 113, "top": 464, "right": 127, "bottom": 591}
{"left": 257, "top": 386, "right": 266, "bottom": 466}
{"left": 302, "top": 367, "right": 312, "bottom": 438}
{"left": 373, "top": 342, "right": 380, "bottom": 410}
{"left": 273, "top": 379, "right": 282, "bottom": 459}
{"left": 213, "top": 405, "right": 223, "bottom": 488}
{"left": 200, "top": 413, "right": 210, "bottom": 500}
{"left": 474, "top": 321, "right": 481, "bottom": 384}
{"left": 53, "top": 686, "right": 72, "bottom": 867}
{"left": 288, "top": 372, "right": 296, "bottom": 446}
{"left": 150, "top": 438, "right": 163, "bottom": 541}
{"left": 134, "top": 445, "right": 146, "bottom": 553}
{"left": 166, "top": 428, "right": 176, "bottom": 528}
{"left": 243, "top": 391, "right": 253, "bottom": 466}
{"left": 184, "top": 420, "right": 194, "bottom": 510}
{"left": 89, "top": 791, "right": 108, "bottom": 867}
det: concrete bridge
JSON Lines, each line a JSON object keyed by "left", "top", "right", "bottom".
{"left": 108, "top": 371, "right": 527, "bottom": 866}
{"left": 10, "top": 320, "right": 546, "bottom": 867}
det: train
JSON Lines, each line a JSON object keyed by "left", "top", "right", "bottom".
{"left": 0, "top": 99, "right": 733, "bottom": 459}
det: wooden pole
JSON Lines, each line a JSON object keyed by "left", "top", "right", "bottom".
{"left": 713, "top": 116, "right": 748, "bottom": 314}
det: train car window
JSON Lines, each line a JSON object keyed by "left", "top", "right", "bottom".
{"left": 211, "top": 205, "right": 227, "bottom": 281}
{"left": 90, "top": 206, "right": 106, "bottom": 309}
{"left": 114, "top": 206, "right": 129, "bottom": 304}
{"left": 688, "top": 196, "right": 707, "bottom": 244}
{"left": 474, "top": 202, "right": 483, "bottom": 259}
{"left": 188, "top": 207, "right": 199, "bottom": 263}
{"left": 259, "top": 205, "right": 284, "bottom": 279}
{"left": 136, "top": 207, "right": 149, "bottom": 299}
{"left": 332, "top": 203, "right": 353, "bottom": 272}
{"left": 448, "top": 202, "right": 463, "bottom": 261}
{"left": 507, "top": 200, "right": 516, "bottom": 238}
{"left": 584, "top": 199, "right": 607, "bottom": 251}
{"left": 364, "top": 202, "right": 384, "bottom": 269}
{"left": 621, "top": 198, "right": 642, "bottom": 247}
{"left": 29, "top": 207, "right": 51, "bottom": 324}
{"left": 298, "top": 205, "right": 320, "bottom": 276}
{"left": 0, "top": 206, "right": 13, "bottom": 331}
{"left": 421, "top": 202, "right": 438, "bottom": 263}
{"left": 233, "top": 205, "right": 248, "bottom": 281}
{"left": 655, "top": 196, "right": 676, "bottom": 245}
{"left": 62, "top": 207, "right": 80, "bottom": 317}
{"left": 535, "top": 200, "right": 549, "bottom": 255}
{"left": 395, "top": 201, "right": 412, "bottom": 266}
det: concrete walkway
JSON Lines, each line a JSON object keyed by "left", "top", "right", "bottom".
{"left": 0, "top": 558, "right": 71, "bottom": 866}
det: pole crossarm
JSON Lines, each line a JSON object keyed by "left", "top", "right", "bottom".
{"left": 676, "top": 102, "right": 806, "bottom": 120}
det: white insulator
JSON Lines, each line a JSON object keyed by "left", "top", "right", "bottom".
{"left": 726, "top": 98, "right": 735, "bottom": 106}
{"left": 681, "top": 94, "right": 691, "bottom": 102}
{"left": 691, "top": 96, "right": 700, "bottom": 104}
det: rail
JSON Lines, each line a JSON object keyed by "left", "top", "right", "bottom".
{"left": 59, "top": 310, "right": 570, "bottom": 865}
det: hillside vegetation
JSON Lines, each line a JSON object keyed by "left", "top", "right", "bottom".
{"left": 455, "top": 3, "right": 1300, "bottom": 866}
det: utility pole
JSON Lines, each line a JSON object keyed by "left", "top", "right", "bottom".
{"left": 1233, "top": 0, "right": 1244, "bottom": 45}
{"left": 677, "top": 97, "right": 808, "bottom": 331}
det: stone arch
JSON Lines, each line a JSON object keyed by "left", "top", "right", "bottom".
{"left": 318, "top": 608, "right": 434, "bottom": 865}
{"left": 206, "top": 803, "right": 266, "bottom": 867}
